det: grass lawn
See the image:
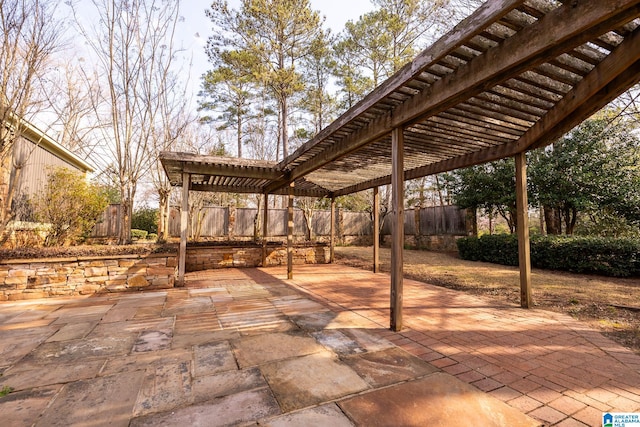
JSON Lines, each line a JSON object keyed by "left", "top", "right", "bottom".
{"left": 335, "top": 246, "right": 640, "bottom": 354}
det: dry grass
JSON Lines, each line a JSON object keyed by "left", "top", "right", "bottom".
{"left": 335, "top": 246, "right": 640, "bottom": 354}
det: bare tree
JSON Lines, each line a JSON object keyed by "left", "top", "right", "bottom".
{"left": 74, "top": 0, "right": 184, "bottom": 244}
{"left": 0, "top": 0, "right": 65, "bottom": 242}
{"left": 45, "top": 61, "right": 102, "bottom": 156}
{"left": 146, "top": 58, "right": 194, "bottom": 242}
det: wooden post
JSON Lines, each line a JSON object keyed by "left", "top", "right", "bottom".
{"left": 178, "top": 172, "right": 190, "bottom": 287}
{"left": 262, "top": 193, "right": 269, "bottom": 267}
{"left": 515, "top": 152, "right": 532, "bottom": 308}
{"left": 373, "top": 186, "right": 380, "bottom": 273}
{"left": 287, "top": 183, "right": 294, "bottom": 280}
{"left": 390, "top": 128, "right": 404, "bottom": 331}
{"left": 330, "top": 197, "right": 336, "bottom": 263}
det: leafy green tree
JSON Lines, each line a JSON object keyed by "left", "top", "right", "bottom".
{"left": 529, "top": 114, "right": 640, "bottom": 235}
{"left": 32, "top": 168, "right": 109, "bottom": 246}
{"left": 132, "top": 207, "right": 158, "bottom": 234}
{"left": 451, "top": 159, "right": 517, "bottom": 233}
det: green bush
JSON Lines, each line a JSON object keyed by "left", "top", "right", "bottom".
{"left": 131, "top": 229, "right": 148, "bottom": 240}
{"left": 457, "top": 234, "right": 519, "bottom": 266}
{"left": 132, "top": 207, "right": 158, "bottom": 234}
{"left": 457, "top": 234, "right": 640, "bottom": 277}
{"left": 147, "top": 233, "right": 158, "bottom": 241}
{"left": 32, "top": 167, "right": 109, "bottom": 246}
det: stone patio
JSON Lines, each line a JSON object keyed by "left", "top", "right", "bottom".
{"left": 0, "top": 264, "right": 638, "bottom": 426}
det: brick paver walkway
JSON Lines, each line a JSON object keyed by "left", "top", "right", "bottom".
{"left": 285, "top": 264, "right": 640, "bottom": 427}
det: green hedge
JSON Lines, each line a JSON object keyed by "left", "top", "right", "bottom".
{"left": 457, "top": 234, "right": 640, "bottom": 277}
{"left": 131, "top": 229, "right": 148, "bottom": 240}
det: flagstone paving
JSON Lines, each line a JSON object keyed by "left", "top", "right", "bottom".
{"left": 0, "top": 264, "right": 637, "bottom": 425}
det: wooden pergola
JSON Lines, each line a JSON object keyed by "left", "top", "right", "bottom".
{"left": 161, "top": 0, "right": 640, "bottom": 331}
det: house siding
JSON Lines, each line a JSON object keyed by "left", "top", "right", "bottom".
{"left": 12, "top": 137, "right": 84, "bottom": 197}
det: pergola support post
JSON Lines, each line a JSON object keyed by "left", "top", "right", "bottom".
{"left": 373, "top": 186, "right": 380, "bottom": 273}
{"left": 177, "top": 172, "right": 190, "bottom": 287}
{"left": 262, "top": 193, "right": 269, "bottom": 267}
{"left": 390, "top": 128, "right": 404, "bottom": 331}
{"left": 515, "top": 152, "right": 532, "bottom": 308}
{"left": 330, "top": 197, "right": 336, "bottom": 263}
{"left": 287, "top": 183, "right": 294, "bottom": 280}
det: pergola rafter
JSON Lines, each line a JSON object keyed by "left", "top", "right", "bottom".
{"left": 161, "top": 0, "right": 640, "bottom": 331}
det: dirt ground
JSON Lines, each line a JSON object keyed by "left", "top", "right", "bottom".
{"left": 334, "top": 246, "right": 640, "bottom": 355}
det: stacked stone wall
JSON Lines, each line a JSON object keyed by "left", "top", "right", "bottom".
{"left": 185, "top": 245, "right": 329, "bottom": 272}
{"left": 0, "top": 253, "right": 177, "bottom": 301}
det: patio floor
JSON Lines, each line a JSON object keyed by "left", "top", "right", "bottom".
{"left": 0, "top": 264, "right": 638, "bottom": 426}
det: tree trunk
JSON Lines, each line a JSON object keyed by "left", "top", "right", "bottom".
{"left": 544, "top": 205, "right": 562, "bottom": 235}
{"left": 237, "top": 112, "right": 242, "bottom": 158}
{"left": 118, "top": 182, "right": 135, "bottom": 245}
{"left": 157, "top": 189, "right": 170, "bottom": 242}
{"left": 282, "top": 97, "right": 288, "bottom": 159}
{"left": 565, "top": 206, "right": 577, "bottom": 235}
{"left": 0, "top": 163, "right": 21, "bottom": 244}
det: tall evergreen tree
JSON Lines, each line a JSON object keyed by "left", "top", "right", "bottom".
{"left": 199, "top": 50, "right": 255, "bottom": 158}
{"left": 206, "top": 0, "right": 323, "bottom": 160}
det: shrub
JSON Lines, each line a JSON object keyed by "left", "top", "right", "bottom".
{"left": 457, "top": 234, "right": 519, "bottom": 266}
{"left": 147, "top": 233, "right": 158, "bottom": 241}
{"left": 457, "top": 234, "right": 640, "bottom": 277}
{"left": 32, "top": 168, "right": 109, "bottom": 246}
{"left": 131, "top": 229, "right": 148, "bottom": 240}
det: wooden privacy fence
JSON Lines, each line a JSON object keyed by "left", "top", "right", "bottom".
{"left": 169, "top": 205, "right": 469, "bottom": 239}
{"left": 381, "top": 205, "right": 469, "bottom": 236}
{"left": 168, "top": 207, "right": 371, "bottom": 238}
{"left": 90, "top": 204, "right": 121, "bottom": 238}
{"left": 91, "top": 204, "right": 470, "bottom": 240}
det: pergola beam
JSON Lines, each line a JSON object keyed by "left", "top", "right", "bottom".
{"left": 182, "top": 163, "right": 284, "bottom": 180}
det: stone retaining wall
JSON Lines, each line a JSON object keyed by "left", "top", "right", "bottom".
{"left": 186, "top": 245, "right": 329, "bottom": 272}
{"left": 0, "top": 253, "right": 177, "bottom": 301}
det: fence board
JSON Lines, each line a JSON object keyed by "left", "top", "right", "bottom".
{"left": 312, "top": 211, "right": 331, "bottom": 236}
{"left": 199, "top": 207, "right": 228, "bottom": 237}
{"left": 236, "top": 208, "right": 258, "bottom": 237}
{"left": 343, "top": 211, "right": 371, "bottom": 236}
{"left": 90, "top": 204, "right": 120, "bottom": 238}
{"left": 419, "top": 206, "right": 467, "bottom": 235}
